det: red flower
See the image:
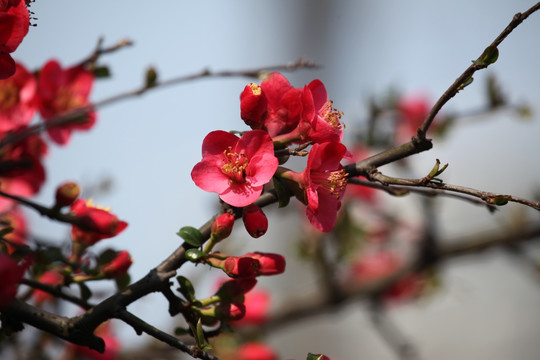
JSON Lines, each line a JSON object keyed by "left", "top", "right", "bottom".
{"left": 37, "top": 59, "right": 96, "bottom": 145}
{"left": 0, "top": 253, "right": 28, "bottom": 308}
{"left": 395, "top": 95, "right": 435, "bottom": 141}
{"left": 0, "top": 0, "right": 29, "bottom": 79}
{"left": 350, "top": 251, "right": 400, "bottom": 285}
{"left": 306, "top": 79, "right": 343, "bottom": 143}
{"left": 281, "top": 142, "right": 348, "bottom": 232}
{"left": 231, "top": 289, "right": 270, "bottom": 327}
{"left": 237, "top": 342, "right": 278, "bottom": 360}
{"left": 0, "top": 62, "right": 36, "bottom": 131}
{"left": 243, "top": 252, "right": 285, "bottom": 276}
{"left": 0, "top": 206, "right": 27, "bottom": 254}
{"left": 102, "top": 250, "right": 132, "bottom": 279}
{"left": 32, "top": 269, "right": 64, "bottom": 305}
{"left": 0, "top": 132, "right": 47, "bottom": 212}
{"left": 191, "top": 130, "right": 278, "bottom": 207}
{"left": 70, "top": 198, "right": 128, "bottom": 247}
{"left": 242, "top": 204, "right": 268, "bottom": 238}
{"left": 211, "top": 213, "right": 235, "bottom": 241}
{"left": 240, "top": 73, "right": 315, "bottom": 138}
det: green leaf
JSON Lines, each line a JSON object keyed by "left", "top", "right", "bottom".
{"left": 195, "top": 318, "right": 207, "bottom": 350}
{"left": 78, "top": 282, "right": 92, "bottom": 301}
{"left": 473, "top": 46, "right": 499, "bottom": 66}
{"left": 273, "top": 176, "right": 291, "bottom": 208}
{"left": 176, "top": 275, "right": 195, "bottom": 301}
{"left": 177, "top": 226, "right": 203, "bottom": 247}
{"left": 174, "top": 327, "right": 190, "bottom": 336}
{"left": 0, "top": 227, "right": 14, "bottom": 238}
{"left": 92, "top": 65, "right": 111, "bottom": 78}
{"left": 457, "top": 76, "right": 474, "bottom": 92}
{"left": 145, "top": 66, "right": 158, "bottom": 88}
{"left": 486, "top": 195, "right": 510, "bottom": 206}
{"left": 115, "top": 273, "right": 131, "bottom": 290}
{"left": 185, "top": 248, "right": 204, "bottom": 262}
{"left": 97, "top": 248, "right": 118, "bottom": 265}
{"left": 306, "top": 353, "right": 325, "bottom": 360}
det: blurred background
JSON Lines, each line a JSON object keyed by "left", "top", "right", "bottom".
{"left": 11, "top": 0, "right": 540, "bottom": 359}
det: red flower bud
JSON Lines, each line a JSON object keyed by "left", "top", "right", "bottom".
{"left": 242, "top": 204, "right": 268, "bottom": 238}
{"left": 55, "top": 181, "right": 80, "bottom": 207}
{"left": 224, "top": 256, "right": 261, "bottom": 278}
{"left": 102, "top": 251, "right": 132, "bottom": 279}
{"left": 211, "top": 213, "right": 235, "bottom": 241}
{"left": 240, "top": 83, "right": 267, "bottom": 129}
{"left": 243, "top": 252, "right": 285, "bottom": 276}
{"left": 70, "top": 199, "right": 128, "bottom": 246}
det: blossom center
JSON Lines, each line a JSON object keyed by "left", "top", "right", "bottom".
{"left": 248, "top": 83, "right": 262, "bottom": 96}
{"left": 54, "top": 87, "right": 84, "bottom": 112}
{"left": 0, "top": 81, "right": 19, "bottom": 111}
{"left": 221, "top": 147, "right": 248, "bottom": 184}
{"left": 310, "top": 168, "right": 348, "bottom": 198}
{"left": 320, "top": 100, "right": 344, "bottom": 130}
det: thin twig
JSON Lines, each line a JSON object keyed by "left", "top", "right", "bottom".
{"left": 368, "top": 171, "right": 540, "bottom": 211}
{"left": 416, "top": 2, "right": 540, "bottom": 138}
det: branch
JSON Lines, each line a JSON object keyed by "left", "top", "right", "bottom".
{"left": 416, "top": 2, "right": 540, "bottom": 138}
{"left": 368, "top": 171, "right": 540, "bottom": 212}
{"left": 347, "top": 178, "right": 497, "bottom": 211}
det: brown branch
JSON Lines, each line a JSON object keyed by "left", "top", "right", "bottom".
{"left": 416, "top": 2, "right": 540, "bottom": 138}
{"left": 368, "top": 171, "right": 540, "bottom": 212}
{"left": 347, "top": 178, "right": 497, "bottom": 211}
{"left": 256, "top": 221, "right": 540, "bottom": 333}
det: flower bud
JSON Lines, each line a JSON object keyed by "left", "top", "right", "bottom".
{"left": 102, "top": 251, "right": 133, "bottom": 279}
{"left": 55, "top": 182, "right": 80, "bottom": 207}
{"left": 211, "top": 213, "right": 235, "bottom": 241}
{"left": 242, "top": 204, "right": 268, "bottom": 238}
{"left": 240, "top": 83, "right": 267, "bottom": 129}
{"left": 224, "top": 256, "right": 261, "bottom": 278}
{"left": 243, "top": 252, "right": 285, "bottom": 276}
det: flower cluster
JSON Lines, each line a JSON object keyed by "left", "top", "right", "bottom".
{"left": 192, "top": 73, "right": 349, "bottom": 233}
{"left": 0, "top": 0, "right": 29, "bottom": 79}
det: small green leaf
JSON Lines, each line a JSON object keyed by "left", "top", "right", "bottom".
{"left": 486, "top": 195, "right": 510, "bottom": 206}
{"left": 97, "top": 248, "right": 118, "bottom": 265}
{"left": 145, "top": 66, "right": 158, "bottom": 88}
{"left": 115, "top": 273, "right": 131, "bottom": 290}
{"left": 195, "top": 318, "right": 207, "bottom": 350}
{"left": 306, "top": 353, "right": 325, "bottom": 360}
{"left": 273, "top": 176, "right": 291, "bottom": 208}
{"left": 92, "top": 65, "right": 111, "bottom": 78}
{"left": 473, "top": 46, "right": 499, "bottom": 66}
{"left": 78, "top": 282, "right": 92, "bottom": 301}
{"left": 177, "top": 226, "right": 203, "bottom": 247}
{"left": 185, "top": 249, "right": 204, "bottom": 262}
{"left": 0, "top": 227, "right": 14, "bottom": 238}
{"left": 174, "top": 327, "right": 190, "bottom": 336}
{"left": 457, "top": 76, "right": 474, "bottom": 92}
{"left": 176, "top": 275, "right": 195, "bottom": 301}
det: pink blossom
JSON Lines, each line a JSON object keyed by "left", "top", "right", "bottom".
{"left": 191, "top": 130, "right": 278, "bottom": 207}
